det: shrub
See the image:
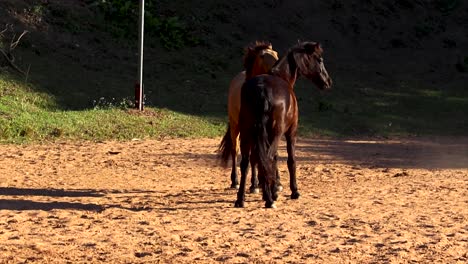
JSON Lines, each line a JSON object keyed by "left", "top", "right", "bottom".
{"left": 90, "top": 0, "right": 199, "bottom": 50}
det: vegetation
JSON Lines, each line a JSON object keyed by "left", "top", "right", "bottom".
{"left": 295, "top": 81, "right": 468, "bottom": 138}
{"left": 0, "top": 0, "right": 466, "bottom": 144}
{"left": 91, "top": 0, "right": 199, "bottom": 49}
{"left": 435, "top": 0, "right": 460, "bottom": 12}
{"left": 0, "top": 73, "right": 224, "bottom": 143}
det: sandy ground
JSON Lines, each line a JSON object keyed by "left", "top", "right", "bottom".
{"left": 0, "top": 137, "right": 467, "bottom": 263}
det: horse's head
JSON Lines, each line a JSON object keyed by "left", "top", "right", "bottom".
{"left": 243, "top": 41, "right": 279, "bottom": 79}
{"left": 294, "top": 41, "right": 332, "bottom": 90}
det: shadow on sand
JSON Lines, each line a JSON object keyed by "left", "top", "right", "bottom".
{"left": 0, "top": 187, "right": 159, "bottom": 212}
{"left": 295, "top": 137, "right": 468, "bottom": 169}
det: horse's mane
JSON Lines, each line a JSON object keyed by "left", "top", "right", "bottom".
{"left": 242, "top": 41, "right": 273, "bottom": 74}
{"left": 270, "top": 41, "right": 319, "bottom": 73}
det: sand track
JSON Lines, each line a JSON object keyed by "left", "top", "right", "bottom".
{"left": 0, "top": 137, "right": 467, "bottom": 263}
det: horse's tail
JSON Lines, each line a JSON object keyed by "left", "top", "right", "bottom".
{"left": 252, "top": 86, "right": 275, "bottom": 185}
{"left": 218, "top": 124, "right": 232, "bottom": 167}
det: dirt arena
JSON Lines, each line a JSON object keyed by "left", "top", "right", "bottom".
{"left": 0, "top": 137, "right": 467, "bottom": 263}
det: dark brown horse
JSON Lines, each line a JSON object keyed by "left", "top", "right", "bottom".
{"left": 230, "top": 41, "right": 332, "bottom": 208}
{"left": 219, "top": 41, "right": 279, "bottom": 193}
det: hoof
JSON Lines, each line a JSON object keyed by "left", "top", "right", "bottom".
{"left": 249, "top": 187, "right": 260, "bottom": 194}
{"left": 276, "top": 185, "right": 284, "bottom": 192}
{"left": 265, "top": 202, "right": 277, "bottom": 209}
{"left": 231, "top": 184, "right": 240, "bottom": 190}
{"left": 291, "top": 192, "right": 300, "bottom": 199}
{"left": 234, "top": 200, "right": 244, "bottom": 208}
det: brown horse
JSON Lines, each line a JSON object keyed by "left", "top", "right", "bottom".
{"left": 219, "top": 41, "right": 279, "bottom": 192}
{"left": 228, "top": 41, "right": 332, "bottom": 208}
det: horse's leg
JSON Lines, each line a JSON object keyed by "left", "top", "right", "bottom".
{"left": 285, "top": 132, "right": 300, "bottom": 199}
{"left": 271, "top": 154, "right": 279, "bottom": 202}
{"left": 235, "top": 154, "right": 248, "bottom": 207}
{"left": 259, "top": 171, "right": 267, "bottom": 202}
{"left": 274, "top": 153, "right": 283, "bottom": 192}
{"left": 249, "top": 160, "right": 259, "bottom": 194}
{"left": 258, "top": 168, "right": 275, "bottom": 208}
{"left": 235, "top": 141, "right": 249, "bottom": 208}
{"left": 230, "top": 128, "right": 240, "bottom": 189}
{"left": 230, "top": 148, "right": 238, "bottom": 189}
{"left": 263, "top": 133, "right": 281, "bottom": 208}
{"left": 263, "top": 180, "right": 276, "bottom": 208}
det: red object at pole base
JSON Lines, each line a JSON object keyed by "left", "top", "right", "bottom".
{"left": 134, "top": 82, "right": 143, "bottom": 111}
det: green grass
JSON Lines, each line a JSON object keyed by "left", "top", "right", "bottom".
{"left": 0, "top": 73, "right": 225, "bottom": 144}
{"left": 293, "top": 78, "right": 468, "bottom": 138}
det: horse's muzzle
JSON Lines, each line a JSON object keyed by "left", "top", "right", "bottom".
{"left": 313, "top": 75, "right": 332, "bottom": 90}
{"left": 323, "top": 77, "right": 333, "bottom": 90}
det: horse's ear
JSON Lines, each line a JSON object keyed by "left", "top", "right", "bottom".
{"left": 244, "top": 45, "right": 256, "bottom": 58}
{"left": 303, "top": 42, "right": 315, "bottom": 53}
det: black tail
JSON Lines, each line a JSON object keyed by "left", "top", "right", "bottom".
{"left": 251, "top": 87, "right": 275, "bottom": 184}
{"left": 218, "top": 124, "right": 232, "bottom": 167}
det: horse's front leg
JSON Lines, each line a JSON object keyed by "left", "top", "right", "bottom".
{"left": 235, "top": 153, "right": 249, "bottom": 208}
{"left": 249, "top": 161, "right": 260, "bottom": 194}
{"left": 285, "top": 133, "right": 300, "bottom": 199}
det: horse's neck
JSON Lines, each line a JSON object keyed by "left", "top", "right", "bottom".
{"left": 246, "top": 67, "right": 263, "bottom": 80}
{"left": 247, "top": 60, "right": 271, "bottom": 79}
{"left": 271, "top": 53, "right": 297, "bottom": 88}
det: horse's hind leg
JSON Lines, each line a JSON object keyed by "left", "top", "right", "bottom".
{"left": 235, "top": 154, "right": 248, "bottom": 207}
{"left": 285, "top": 132, "right": 300, "bottom": 199}
{"left": 249, "top": 161, "right": 260, "bottom": 194}
{"left": 235, "top": 141, "right": 250, "bottom": 208}
{"left": 230, "top": 147, "right": 238, "bottom": 189}
{"left": 272, "top": 155, "right": 279, "bottom": 202}
{"left": 230, "top": 129, "right": 240, "bottom": 189}
{"left": 274, "top": 154, "right": 283, "bottom": 192}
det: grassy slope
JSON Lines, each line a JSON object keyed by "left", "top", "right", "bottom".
{"left": 0, "top": 0, "right": 467, "bottom": 143}
{"left": 0, "top": 73, "right": 224, "bottom": 143}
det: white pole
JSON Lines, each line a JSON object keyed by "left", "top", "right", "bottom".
{"left": 136, "top": 0, "right": 145, "bottom": 111}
